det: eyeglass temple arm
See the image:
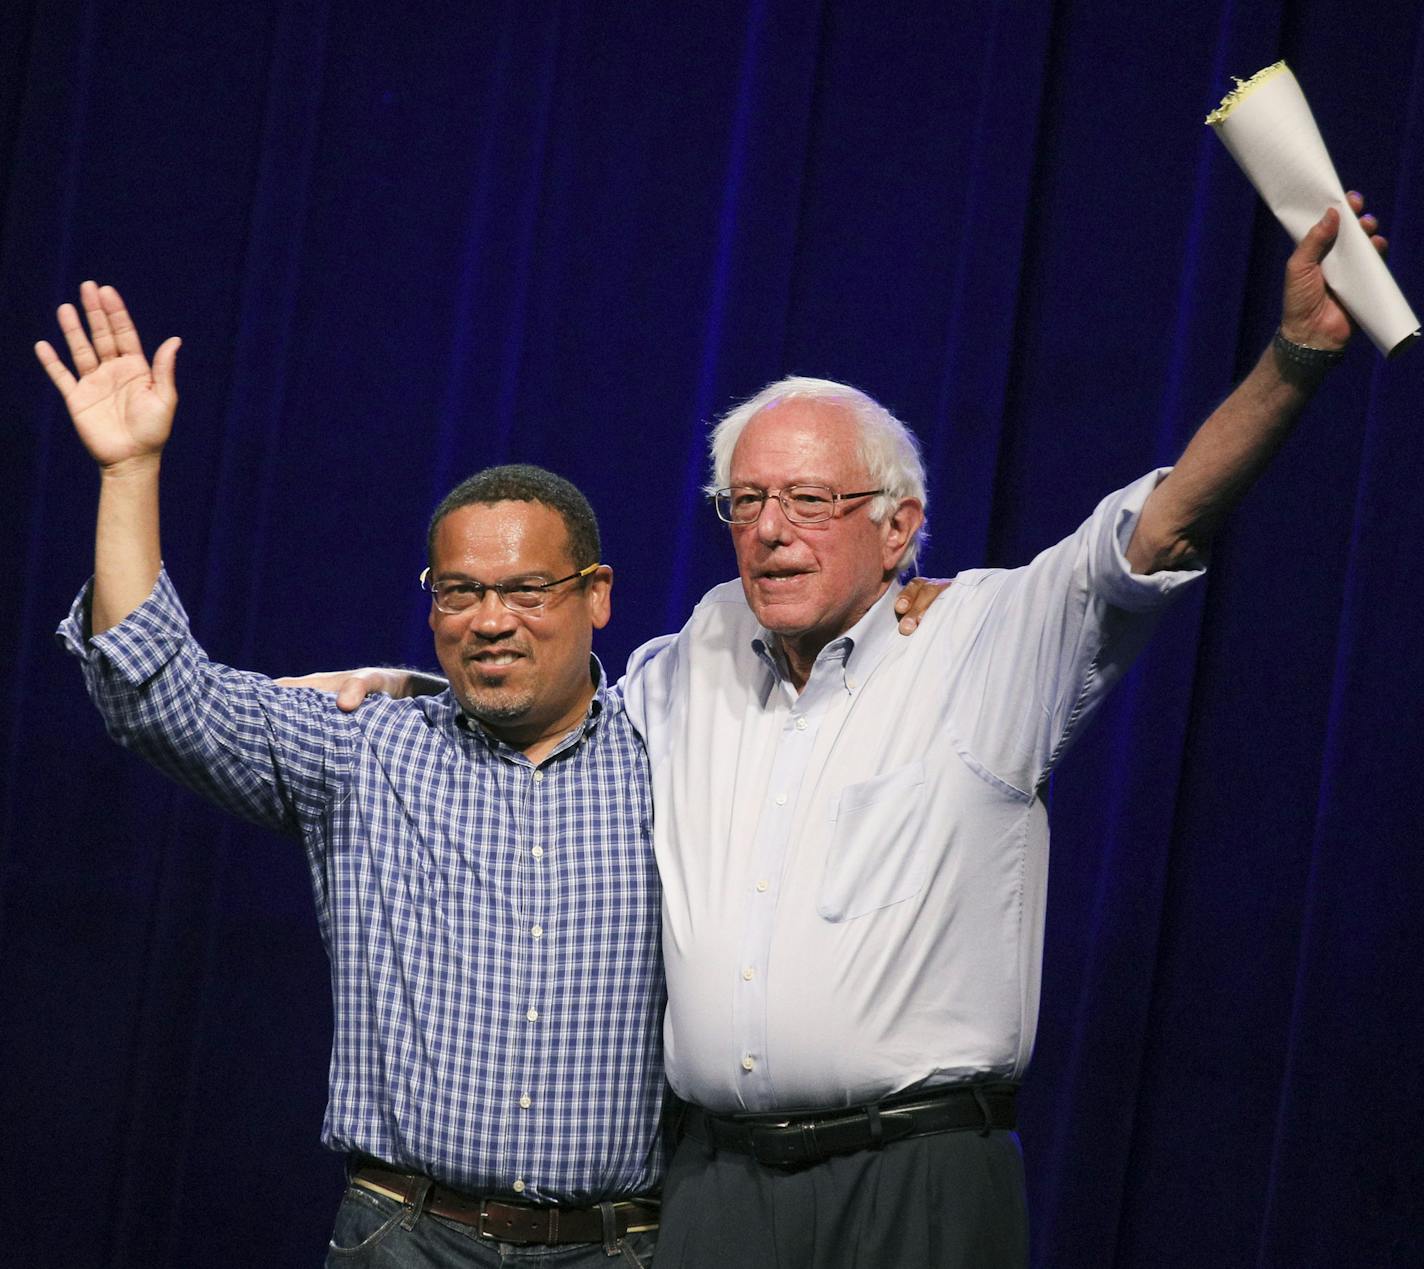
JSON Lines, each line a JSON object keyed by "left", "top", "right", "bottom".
{"left": 420, "top": 563, "right": 602, "bottom": 589}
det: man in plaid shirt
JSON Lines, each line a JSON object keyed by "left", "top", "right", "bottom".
{"left": 42, "top": 282, "right": 665, "bottom": 1267}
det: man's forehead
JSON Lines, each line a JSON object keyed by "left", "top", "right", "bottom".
{"left": 731, "top": 398, "right": 864, "bottom": 478}
{"left": 432, "top": 500, "right": 574, "bottom": 571}
{"left": 734, "top": 401, "right": 865, "bottom": 489}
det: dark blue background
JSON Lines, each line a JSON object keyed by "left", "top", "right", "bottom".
{"left": 3, "top": 2, "right": 1422, "bottom": 1265}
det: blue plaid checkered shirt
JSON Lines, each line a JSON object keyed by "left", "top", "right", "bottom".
{"left": 59, "top": 570, "right": 665, "bottom": 1203}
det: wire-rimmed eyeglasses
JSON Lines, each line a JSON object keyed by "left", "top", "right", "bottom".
{"left": 712, "top": 484, "right": 885, "bottom": 525}
{"left": 420, "top": 563, "right": 601, "bottom": 614}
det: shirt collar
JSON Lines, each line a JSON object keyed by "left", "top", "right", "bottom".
{"left": 449, "top": 653, "right": 608, "bottom": 759}
{"left": 751, "top": 583, "right": 904, "bottom": 693}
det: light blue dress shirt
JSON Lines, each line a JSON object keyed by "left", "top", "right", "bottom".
{"left": 626, "top": 471, "right": 1202, "bottom": 1113}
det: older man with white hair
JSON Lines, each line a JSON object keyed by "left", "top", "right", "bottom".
{"left": 626, "top": 200, "right": 1384, "bottom": 1266}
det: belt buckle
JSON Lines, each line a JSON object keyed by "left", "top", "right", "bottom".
{"left": 477, "top": 1199, "right": 555, "bottom": 1245}
{"left": 476, "top": 1202, "right": 499, "bottom": 1241}
{"left": 749, "top": 1121, "right": 805, "bottom": 1170}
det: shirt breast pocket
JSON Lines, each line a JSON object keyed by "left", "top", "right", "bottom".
{"left": 817, "top": 759, "right": 930, "bottom": 922}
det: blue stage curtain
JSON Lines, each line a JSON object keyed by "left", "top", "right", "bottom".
{"left": 2, "top": 2, "right": 1421, "bottom": 1264}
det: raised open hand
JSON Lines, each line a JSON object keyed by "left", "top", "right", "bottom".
{"left": 1281, "top": 191, "right": 1389, "bottom": 351}
{"left": 34, "top": 281, "right": 180, "bottom": 468}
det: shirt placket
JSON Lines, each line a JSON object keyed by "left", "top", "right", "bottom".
{"left": 504, "top": 744, "right": 566, "bottom": 1199}
{"left": 732, "top": 640, "right": 850, "bottom": 1108}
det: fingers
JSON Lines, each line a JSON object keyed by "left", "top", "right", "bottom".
{"left": 894, "top": 578, "right": 953, "bottom": 634}
{"left": 56, "top": 300, "right": 99, "bottom": 375}
{"left": 48, "top": 281, "right": 157, "bottom": 375}
{"left": 1344, "top": 190, "right": 1389, "bottom": 255}
{"left": 273, "top": 670, "right": 376, "bottom": 711}
{"left": 894, "top": 581, "right": 919, "bottom": 630}
{"left": 1360, "top": 216, "right": 1387, "bottom": 256}
{"left": 1293, "top": 206, "right": 1341, "bottom": 269}
{"left": 83, "top": 278, "right": 124, "bottom": 363}
{"left": 337, "top": 677, "right": 376, "bottom": 712}
{"left": 99, "top": 284, "right": 146, "bottom": 358}
{"left": 51, "top": 281, "right": 139, "bottom": 376}
{"left": 33, "top": 339, "right": 78, "bottom": 395}
{"left": 151, "top": 336, "right": 182, "bottom": 398}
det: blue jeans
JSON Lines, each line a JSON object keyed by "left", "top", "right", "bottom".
{"left": 325, "top": 1185, "right": 657, "bottom": 1267}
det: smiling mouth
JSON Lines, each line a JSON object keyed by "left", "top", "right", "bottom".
{"left": 466, "top": 650, "right": 526, "bottom": 668}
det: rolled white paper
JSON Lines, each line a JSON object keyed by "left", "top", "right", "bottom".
{"left": 1207, "top": 62, "right": 1419, "bottom": 357}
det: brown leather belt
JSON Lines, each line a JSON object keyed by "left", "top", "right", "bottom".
{"left": 680, "top": 1083, "right": 1018, "bottom": 1170}
{"left": 350, "top": 1163, "right": 659, "bottom": 1244}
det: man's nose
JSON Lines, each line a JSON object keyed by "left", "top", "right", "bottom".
{"left": 754, "top": 493, "right": 795, "bottom": 545}
{"left": 466, "top": 590, "right": 520, "bottom": 635}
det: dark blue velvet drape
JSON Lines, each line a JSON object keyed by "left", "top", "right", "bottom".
{"left": 3, "top": 3, "right": 1422, "bottom": 1265}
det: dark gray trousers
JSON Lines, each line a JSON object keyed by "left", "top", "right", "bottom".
{"left": 654, "top": 1126, "right": 1028, "bottom": 1268}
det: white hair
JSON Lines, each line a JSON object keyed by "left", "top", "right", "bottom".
{"left": 705, "top": 376, "right": 929, "bottom": 570}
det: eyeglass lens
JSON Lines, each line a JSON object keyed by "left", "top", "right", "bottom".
{"left": 718, "top": 485, "right": 837, "bottom": 524}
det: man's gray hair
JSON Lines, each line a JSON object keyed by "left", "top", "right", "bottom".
{"left": 706, "top": 376, "right": 929, "bottom": 570}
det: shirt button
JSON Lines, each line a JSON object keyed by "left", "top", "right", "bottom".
{"left": 741, "top": 1056, "right": 755, "bottom": 1071}
{"left": 755, "top": 879, "right": 768, "bottom": 893}
{"left": 531, "top": 924, "right": 544, "bottom": 938}
{"left": 512, "top": 1179, "right": 526, "bottom": 1194}
{"left": 742, "top": 966, "right": 755, "bottom": 981}
{"left": 795, "top": 717, "right": 808, "bottom": 732}
{"left": 526, "top": 1007, "right": 539, "bottom": 1021}
{"left": 531, "top": 846, "right": 544, "bottom": 859}
{"left": 774, "top": 793, "right": 787, "bottom": 806}
{"left": 519, "top": 1095, "right": 532, "bottom": 1109}
{"left": 846, "top": 675, "right": 858, "bottom": 690}
{"left": 533, "top": 770, "right": 545, "bottom": 784}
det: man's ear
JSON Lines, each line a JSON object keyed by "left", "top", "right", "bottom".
{"left": 586, "top": 565, "right": 613, "bottom": 630}
{"left": 880, "top": 498, "right": 924, "bottom": 573}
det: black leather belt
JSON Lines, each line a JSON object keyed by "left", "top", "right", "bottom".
{"left": 679, "top": 1083, "right": 1018, "bottom": 1170}
{"left": 350, "top": 1162, "right": 659, "bottom": 1244}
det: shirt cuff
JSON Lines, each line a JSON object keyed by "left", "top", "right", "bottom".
{"left": 1096, "top": 468, "right": 1205, "bottom": 612}
{"left": 55, "top": 568, "right": 193, "bottom": 686}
